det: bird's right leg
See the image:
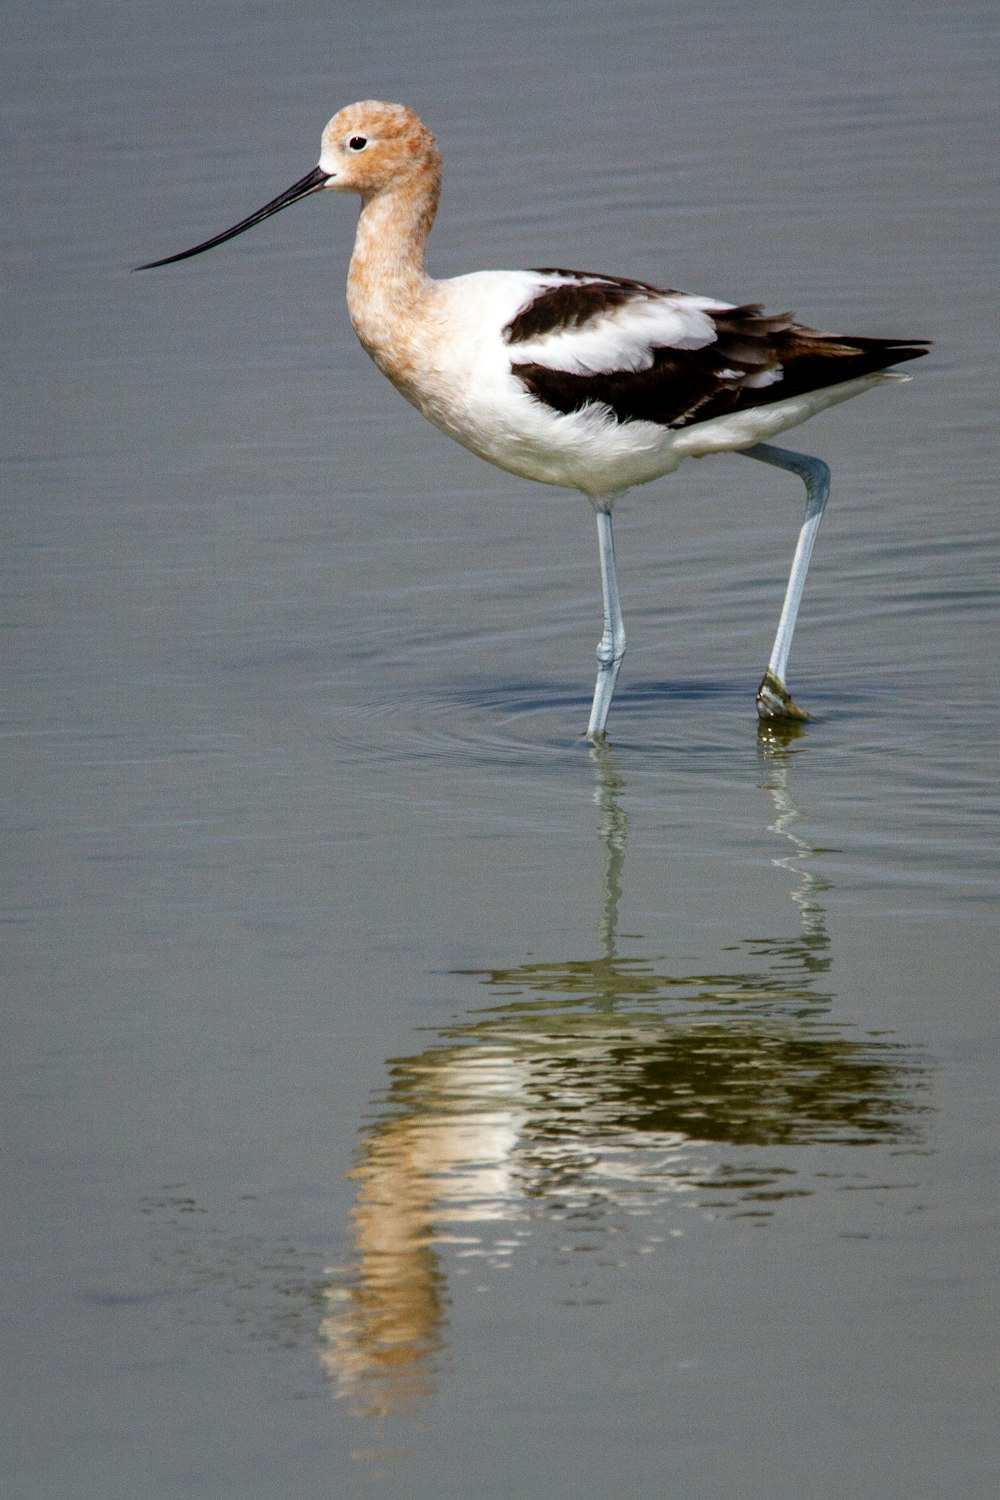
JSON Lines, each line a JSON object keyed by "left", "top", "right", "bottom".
{"left": 740, "top": 442, "right": 831, "bottom": 721}
{"left": 586, "top": 506, "right": 626, "bottom": 739}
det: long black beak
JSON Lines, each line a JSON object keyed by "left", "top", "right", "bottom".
{"left": 135, "top": 164, "right": 331, "bottom": 270}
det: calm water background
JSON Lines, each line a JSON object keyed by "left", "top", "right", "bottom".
{"left": 5, "top": 1, "right": 999, "bottom": 1495}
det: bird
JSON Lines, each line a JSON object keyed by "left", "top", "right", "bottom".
{"left": 137, "top": 101, "right": 929, "bottom": 738}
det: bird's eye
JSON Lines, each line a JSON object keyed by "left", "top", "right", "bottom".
{"left": 347, "top": 135, "right": 369, "bottom": 152}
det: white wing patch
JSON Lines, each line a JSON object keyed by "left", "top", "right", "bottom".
{"left": 511, "top": 290, "right": 729, "bottom": 377}
{"left": 744, "top": 366, "right": 784, "bottom": 389}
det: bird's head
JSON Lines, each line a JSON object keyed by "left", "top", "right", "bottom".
{"left": 135, "top": 101, "right": 437, "bottom": 270}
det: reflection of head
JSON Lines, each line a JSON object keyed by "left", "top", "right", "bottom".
{"left": 320, "top": 1116, "right": 446, "bottom": 1417}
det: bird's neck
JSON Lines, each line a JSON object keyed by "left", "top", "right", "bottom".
{"left": 346, "top": 171, "right": 441, "bottom": 383}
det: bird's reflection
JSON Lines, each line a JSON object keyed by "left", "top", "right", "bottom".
{"left": 756, "top": 718, "right": 832, "bottom": 965}
{"left": 320, "top": 733, "right": 928, "bottom": 1417}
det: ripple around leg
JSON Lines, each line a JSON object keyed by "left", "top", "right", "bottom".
{"left": 313, "top": 670, "right": 795, "bottom": 770}
{"left": 317, "top": 677, "right": 597, "bottom": 766}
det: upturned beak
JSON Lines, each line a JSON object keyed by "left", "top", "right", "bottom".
{"left": 135, "top": 164, "right": 331, "bottom": 269}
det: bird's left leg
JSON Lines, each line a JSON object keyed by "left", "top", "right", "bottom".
{"left": 586, "top": 505, "right": 627, "bottom": 739}
{"left": 740, "top": 442, "right": 831, "bottom": 721}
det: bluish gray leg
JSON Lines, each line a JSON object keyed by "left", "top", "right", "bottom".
{"left": 740, "top": 442, "right": 831, "bottom": 721}
{"left": 586, "top": 506, "right": 626, "bottom": 739}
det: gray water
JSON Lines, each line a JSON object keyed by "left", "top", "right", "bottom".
{"left": 5, "top": 2, "right": 999, "bottom": 1496}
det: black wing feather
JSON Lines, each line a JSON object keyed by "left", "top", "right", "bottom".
{"left": 505, "top": 272, "right": 929, "bottom": 429}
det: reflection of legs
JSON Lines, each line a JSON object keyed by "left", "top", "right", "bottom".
{"left": 587, "top": 506, "right": 626, "bottom": 739}
{"left": 741, "top": 442, "right": 831, "bottom": 721}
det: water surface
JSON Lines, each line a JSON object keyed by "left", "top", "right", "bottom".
{"left": 6, "top": 2, "right": 999, "bottom": 1496}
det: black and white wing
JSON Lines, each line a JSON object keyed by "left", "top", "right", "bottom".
{"left": 504, "top": 270, "right": 929, "bottom": 429}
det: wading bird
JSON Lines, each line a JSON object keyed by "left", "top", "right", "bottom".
{"left": 138, "top": 102, "right": 928, "bottom": 737}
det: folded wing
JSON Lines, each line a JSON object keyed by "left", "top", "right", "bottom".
{"left": 505, "top": 270, "right": 929, "bottom": 429}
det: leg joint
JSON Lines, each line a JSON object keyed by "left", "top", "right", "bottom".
{"left": 740, "top": 442, "right": 830, "bottom": 492}
{"left": 596, "top": 631, "right": 626, "bottom": 666}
